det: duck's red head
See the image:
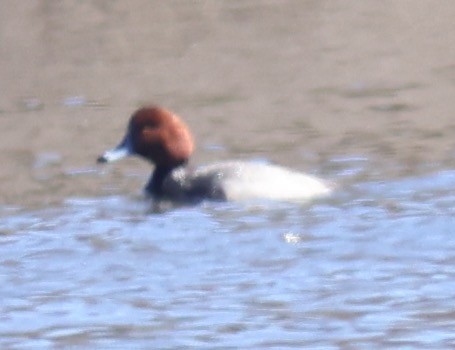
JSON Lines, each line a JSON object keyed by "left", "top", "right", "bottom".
{"left": 98, "top": 106, "right": 194, "bottom": 168}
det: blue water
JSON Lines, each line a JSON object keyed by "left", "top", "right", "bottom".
{"left": 1, "top": 170, "right": 454, "bottom": 349}
{"left": 2, "top": 1, "right": 455, "bottom": 348}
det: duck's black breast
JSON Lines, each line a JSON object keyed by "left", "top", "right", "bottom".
{"left": 158, "top": 165, "right": 227, "bottom": 202}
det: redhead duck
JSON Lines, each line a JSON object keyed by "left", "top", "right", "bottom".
{"left": 97, "top": 106, "right": 332, "bottom": 203}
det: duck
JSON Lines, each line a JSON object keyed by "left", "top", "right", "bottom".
{"left": 97, "top": 106, "right": 332, "bottom": 203}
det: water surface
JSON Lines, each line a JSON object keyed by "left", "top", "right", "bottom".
{"left": 1, "top": 1, "right": 454, "bottom": 348}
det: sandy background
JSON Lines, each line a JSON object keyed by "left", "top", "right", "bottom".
{"left": 1, "top": 1, "right": 454, "bottom": 206}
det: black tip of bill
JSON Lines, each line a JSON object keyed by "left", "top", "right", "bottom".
{"left": 97, "top": 155, "right": 108, "bottom": 164}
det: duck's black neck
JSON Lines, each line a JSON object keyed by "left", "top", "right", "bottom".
{"left": 145, "top": 162, "right": 186, "bottom": 197}
{"left": 145, "top": 166, "right": 173, "bottom": 197}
